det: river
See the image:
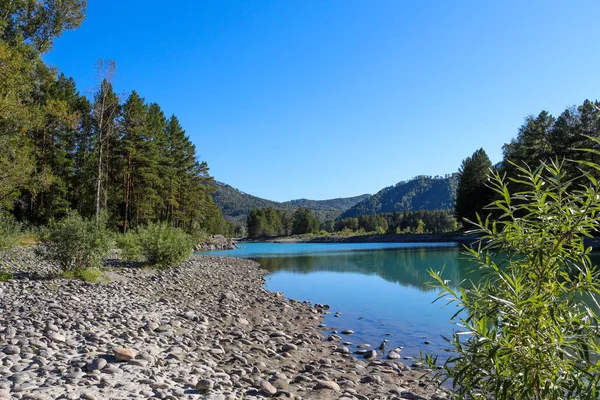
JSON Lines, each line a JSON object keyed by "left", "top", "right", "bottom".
{"left": 201, "top": 241, "right": 483, "bottom": 360}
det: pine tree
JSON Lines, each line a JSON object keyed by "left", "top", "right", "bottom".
{"left": 120, "top": 91, "right": 147, "bottom": 231}
{"left": 502, "top": 111, "right": 555, "bottom": 181}
{"left": 455, "top": 148, "right": 493, "bottom": 226}
{"left": 292, "top": 208, "right": 319, "bottom": 235}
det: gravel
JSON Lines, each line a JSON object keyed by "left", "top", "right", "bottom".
{"left": 0, "top": 248, "right": 449, "bottom": 399}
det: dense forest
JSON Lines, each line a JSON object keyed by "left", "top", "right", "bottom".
{"left": 0, "top": 2, "right": 232, "bottom": 235}
{"left": 212, "top": 182, "right": 369, "bottom": 225}
{"left": 340, "top": 174, "right": 458, "bottom": 219}
{"left": 246, "top": 207, "right": 457, "bottom": 238}
{"left": 334, "top": 209, "right": 457, "bottom": 234}
{"left": 246, "top": 207, "right": 320, "bottom": 238}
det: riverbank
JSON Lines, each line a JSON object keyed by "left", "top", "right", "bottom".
{"left": 244, "top": 233, "right": 600, "bottom": 250}
{"left": 0, "top": 247, "right": 448, "bottom": 400}
{"left": 248, "top": 232, "right": 477, "bottom": 246}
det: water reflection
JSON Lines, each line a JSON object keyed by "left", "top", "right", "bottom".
{"left": 254, "top": 246, "right": 476, "bottom": 292}
{"left": 201, "top": 244, "right": 600, "bottom": 361}
{"left": 201, "top": 242, "right": 479, "bottom": 359}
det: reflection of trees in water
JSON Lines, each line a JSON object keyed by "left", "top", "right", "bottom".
{"left": 254, "top": 247, "right": 479, "bottom": 293}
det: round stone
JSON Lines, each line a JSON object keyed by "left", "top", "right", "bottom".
{"left": 113, "top": 347, "right": 136, "bottom": 361}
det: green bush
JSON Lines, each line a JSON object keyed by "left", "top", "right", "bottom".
{"left": 137, "top": 222, "right": 192, "bottom": 268}
{"left": 427, "top": 158, "right": 600, "bottom": 399}
{"left": 39, "top": 211, "right": 112, "bottom": 271}
{"left": 115, "top": 230, "right": 142, "bottom": 261}
{"left": 0, "top": 212, "right": 20, "bottom": 252}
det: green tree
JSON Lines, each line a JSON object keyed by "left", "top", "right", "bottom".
{"left": 292, "top": 208, "right": 319, "bottom": 235}
{"left": 0, "top": 0, "right": 87, "bottom": 53}
{"left": 335, "top": 217, "right": 359, "bottom": 232}
{"left": 454, "top": 148, "right": 494, "bottom": 226}
{"left": 502, "top": 111, "right": 555, "bottom": 181}
{"left": 500, "top": 100, "right": 600, "bottom": 185}
{"left": 321, "top": 219, "right": 335, "bottom": 233}
{"left": 0, "top": 8, "right": 233, "bottom": 236}
{"left": 20, "top": 73, "right": 89, "bottom": 224}
{"left": 0, "top": 41, "right": 46, "bottom": 209}
{"left": 120, "top": 91, "right": 147, "bottom": 231}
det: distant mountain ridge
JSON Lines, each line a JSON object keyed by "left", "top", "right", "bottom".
{"left": 211, "top": 182, "right": 370, "bottom": 224}
{"left": 339, "top": 174, "right": 458, "bottom": 219}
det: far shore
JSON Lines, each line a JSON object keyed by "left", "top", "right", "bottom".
{"left": 240, "top": 232, "right": 479, "bottom": 246}
{"left": 239, "top": 233, "right": 600, "bottom": 250}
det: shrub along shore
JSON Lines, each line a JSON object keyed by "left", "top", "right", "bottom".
{"left": 0, "top": 247, "right": 448, "bottom": 400}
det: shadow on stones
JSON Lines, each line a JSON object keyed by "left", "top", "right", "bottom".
{"left": 102, "top": 258, "right": 147, "bottom": 269}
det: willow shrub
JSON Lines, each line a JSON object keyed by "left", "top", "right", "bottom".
{"left": 115, "top": 230, "right": 142, "bottom": 261}
{"left": 137, "top": 222, "right": 193, "bottom": 269}
{"left": 427, "top": 158, "right": 600, "bottom": 400}
{"left": 39, "top": 211, "right": 112, "bottom": 271}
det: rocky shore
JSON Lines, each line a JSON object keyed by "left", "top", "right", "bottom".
{"left": 194, "top": 235, "right": 238, "bottom": 251}
{"left": 0, "top": 248, "right": 448, "bottom": 400}
{"left": 256, "top": 233, "right": 476, "bottom": 246}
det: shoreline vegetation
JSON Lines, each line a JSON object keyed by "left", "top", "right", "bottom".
{"left": 0, "top": 246, "right": 448, "bottom": 400}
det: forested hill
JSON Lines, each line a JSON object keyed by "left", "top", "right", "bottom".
{"left": 212, "top": 182, "right": 370, "bottom": 223}
{"left": 285, "top": 196, "right": 371, "bottom": 211}
{"left": 339, "top": 174, "right": 458, "bottom": 219}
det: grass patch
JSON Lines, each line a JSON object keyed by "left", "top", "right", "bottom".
{"left": 61, "top": 268, "right": 107, "bottom": 283}
{"left": 15, "top": 233, "right": 38, "bottom": 246}
{"left": 0, "top": 271, "right": 14, "bottom": 282}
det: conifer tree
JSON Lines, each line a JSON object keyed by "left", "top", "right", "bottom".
{"left": 455, "top": 148, "right": 493, "bottom": 226}
{"left": 120, "top": 91, "right": 147, "bottom": 231}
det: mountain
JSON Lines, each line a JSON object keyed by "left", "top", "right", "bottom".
{"left": 285, "top": 197, "right": 372, "bottom": 211}
{"left": 211, "top": 182, "right": 370, "bottom": 224}
{"left": 339, "top": 174, "right": 458, "bottom": 219}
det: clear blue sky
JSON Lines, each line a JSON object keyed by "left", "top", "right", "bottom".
{"left": 44, "top": 0, "right": 600, "bottom": 202}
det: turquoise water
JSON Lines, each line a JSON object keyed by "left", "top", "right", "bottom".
{"left": 203, "top": 242, "right": 477, "bottom": 360}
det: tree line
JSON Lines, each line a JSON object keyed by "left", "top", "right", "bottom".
{"left": 246, "top": 208, "right": 320, "bottom": 238}
{"left": 0, "top": 2, "right": 233, "bottom": 236}
{"left": 246, "top": 207, "right": 457, "bottom": 238}
{"left": 454, "top": 99, "right": 600, "bottom": 226}
{"left": 333, "top": 210, "right": 457, "bottom": 234}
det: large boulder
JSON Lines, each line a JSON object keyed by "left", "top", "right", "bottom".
{"left": 194, "top": 235, "right": 237, "bottom": 251}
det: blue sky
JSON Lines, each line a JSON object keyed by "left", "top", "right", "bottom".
{"left": 45, "top": 1, "right": 600, "bottom": 202}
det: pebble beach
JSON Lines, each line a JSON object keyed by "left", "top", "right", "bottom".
{"left": 0, "top": 248, "right": 449, "bottom": 400}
